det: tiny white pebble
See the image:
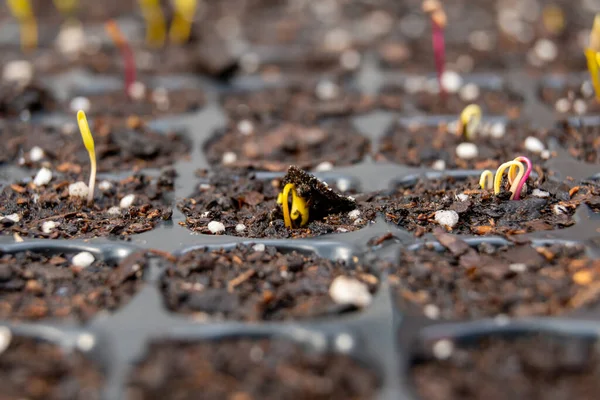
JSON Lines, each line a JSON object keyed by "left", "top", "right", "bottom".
{"left": 495, "top": 314, "right": 510, "bottom": 326}
{"left": 237, "top": 119, "right": 254, "bottom": 136}
{"left": 235, "top": 223, "right": 246, "bottom": 233}
{"left": 424, "top": 304, "right": 441, "bottom": 319}
{"left": 532, "top": 189, "right": 550, "bottom": 198}
{"left": 69, "top": 96, "right": 90, "bottom": 113}
{"left": 348, "top": 209, "right": 361, "bottom": 220}
{"left": 329, "top": 276, "right": 372, "bottom": 307}
{"left": 541, "top": 150, "right": 551, "bottom": 159}
{"left": 435, "top": 210, "right": 459, "bottom": 228}
{"left": 2, "top": 213, "right": 20, "bottom": 223}
{"left": 335, "top": 333, "right": 354, "bottom": 352}
{"left": 534, "top": 38, "right": 558, "bottom": 62}
{"left": 98, "top": 180, "right": 113, "bottom": 192}
{"left": 432, "top": 159, "right": 446, "bottom": 171}
{"left": 353, "top": 218, "right": 364, "bottom": 226}
{"left": 553, "top": 204, "right": 568, "bottom": 215}
{"left": 446, "top": 120, "right": 459, "bottom": 135}
{"left": 455, "top": 193, "right": 469, "bottom": 202}
{"left": 72, "top": 251, "right": 95, "bottom": 268}
{"left": 433, "top": 339, "right": 454, "bottom": 360}
{"left": 316, "top": 80, "right": 339, "bottom": 100}
{"left": 490, "top": 122, "right": 506, "bottom": 139}
{"left": 201, "top": 211, "right": 210, "bottom": 218}
{"left": 76, "top": 333, "right": 95, "bottom": 351}
{"left": 68, "top": 181, "right": 89, "bottom": 199}
{"left": 524, "top": 136, "right": 545, "bottom": 153}
{"left": 33, "top": 167, "right": 52, "bottom": 186}
{"left": 581, "top": 81, "right": 595, "bottom": 98}
{"left": 509, "top": 263, "right": 528, "bottom": 273}
{"left": 41, "top": 221, "right": 58, "bottom": 233}
{"left": 29, "top": 146, "right": 44, "bottom": 162}
{"left": 555, "top": 98, "right": 571, "bottom": 113}
{"left": 347, "top": 195, "right": 355, "bottom": 201}
{"left": 127, "top": 81, "right": 146, "bottom": 100}
{"left": 55, "top": 23, "right": 85, "bottom": 55}
{"left": 207, "top": 221, "right": 226, "bottom": 234}
{"left": 3, "top": 60, "right": 33, "bottom": 84}
{"left": 107, "top": 206, "right": 121, "bottom": 216}
{"left": 315, "top": 161, "right": 333, "bottom": 172}
{"left": 252, "top": 243, "right": 265, "bottom": 252}
{"left": 459, "top": 82, "right": 480, "bottom": 102}
{"left": 222, "top": 151, "right": 237, "bottom": 165}
{"left": 0, "top": 327, "right": 11, "bottom": 355}
{"left": 119, "top": 194, "right": 136, "bottom": 209}
{"left": 199, "top": 183, "right": 212, "bottom": 191}
{"left": 337, "top": 178, "right": 351, "bottom": 192}
{"left": 455, "top": 143, "right": 479, "bottom": 160}
{"left": 440, "top": 71, "right": 463, "bottom": 93}
{"left": 573, "top": 99, "right": 587, "bottom": 115}
{"left": 337, "top": 227, "right": 348, "bottom": 233}
{"left": 340, "top": 49, "right": 361, "bottom": 70}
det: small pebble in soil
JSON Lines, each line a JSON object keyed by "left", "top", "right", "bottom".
{"left": 434, "top": 210, "right": 459, "bottom": 228}
{"left": 107, "top": 206, "right": 121, "bottom": 216}
{"left": 29, "top": 146, "right": 44, "bottom": 162}
{"left": 490, "top": 122, "right": 506, "bottom": 138}
{"left": 72, "top": 252, "right": 95, "bottom": 268}
{"left": 533, "top": 38, "right": 558, "bottom": 62}
{"left": 455, "top": 193, "right": 469, "bottom": 202}
{"left": 432, "top": 339, "right": 454, "bottom": 360}
{"left": 55, "top": 23, "right": 85, "bottom": 55}
{"left": 524, "top": 136, "right": 545, "bottom": 153}
{"left": 252, "top": 243, "right": 265, "bottom": 252}
{"left": 235, "top": 223, "right": 246, "bottom": 233}
{"left": 340, "top": 49, "right": 361, "bottom": 70}
{"left": 315, "top": 161, "right": 334, "bottom": 171}
{"left": 424, "top": 304, "right": 441, "bottom": 320}
{"left": 98, "top": 180, "right": 113, "bottom": 192}
{"left": 555, "top": 98, "right": 571, "bottom": 113}
{"left": 33, "top": 167, "right": 53, "bottom": 186}
{"left": 207, "top": 221, "right": 226, "bottom": 234}
{"left": 2, "top": 60, "right": 33, "bottom": 84}
{"left": 581, "top": 81, "right": 595, "bottom": 98}
{"left": 68, "top": 181, "right": 89, "bottom": 199}
{"left": 0, "top": 327, "right": 11, "bottom": 354}
{"left": 541, "top": 149, "right": 551, "bottom": 159}
{"left": 119, "top": 194, "right": 136, "bottom": 209}
{"left": 41, "top": 221, "right": 58, "bottom": 233}
{"left": 237, "top": 119, "right": 254, "bottom": 136}
{"left": 2, "top": 213, "right": 20, "bottom": 223}
{"left": 316, "top": 80, "right": 339, "bottom": 100}
{"left": 573, "top": 99, "right": 587, "bottom": 115}
{"left": 455, "top": 143, "right": 479, "bottom": 160}
{"left": 441, "top": 71, "right": 462, "bottom": 93}
{"left": 509, "top": 263, "right": 528, "bottom": 273}
{"left": 69, "top": 96, "right": 91, "bottom": 113}
{"left": 348, "top": 209, "right": 361, "bottom": 220}
{"left": 222, "top": 151, "right": 237, "bottom": 165}
{"left": 432, "top": 159, "right": 446, "bottom": 170}
{"left": 459, "top": 83, "right": 480, "bottom": 102}
{"left": 337, "top": 178, "right": 351, "bottom": 192}
{"left": 128, "top": 81, "right": 146, "bottom": 100}
{"left": 553, "top": 204, "right": 568, "bottom": 215}
{"left": 329, "top": 276, "right": 373, "bottom": 307}
{"left": 532, "top": 189, "right": 550, "bottom": 198}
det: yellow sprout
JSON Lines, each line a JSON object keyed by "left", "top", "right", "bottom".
{"left": 458, "top": 104, "right": 482, "bottom": 140}
{"left": 7, "top": 0, "right": 37, "bottom": 51}
{"left": 585, "top": 14, "right": 600, "bottom": 101}
{"left": 76, "top": 110, "right": 96, "bottom": 205}
{"left": 53, "top": 0, "right": 78, "bottom": 16}
{"left": 138, "top": 0, "right": 166, "bottom": 47}
{"left": 479, "top": 170, "right": 493, "bottom": 190}
{"left": 494, "top": 160, "right": 525, "bottom": 200}
{"left": 169, "top": 0, "right": 197, "bottom": 44}
{"left": 277, "top": 183, "right": 309, "bottom": 229}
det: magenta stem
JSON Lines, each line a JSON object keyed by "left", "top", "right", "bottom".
{"left": 513, "top": 156, "right": 532, "bottom": 200}
{"left": 431, "top": 20, "right": 446, "bottom": 98}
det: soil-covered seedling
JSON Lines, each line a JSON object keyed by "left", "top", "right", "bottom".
{"left": 411, "top": 334, "right": 600, "bottom": 400}
{"left": 127, "top": 338, "right": 380, "bottom": 400}
{"left": 205, "top": 119, "right": 369, "bottom": 172}
{"left": 378, "top": 119, "right": 548, "bottom": 170}
{"left": 161, "top": 244, "right": 379, "bottom": 321}
{"left": 1, "top": 118, "right": 190, "bottom": 172}
{"left": 0, "top": 251, "right": 148, "bottom": 322}
{"left": 376, "top": 176, "right": 599, "bottom": 236}
{"left": 178, "top": 168, "right": 375, "bottom": 238}
{"left": 0, "top": 172, "right": 173, "bottom": 239}
{"left": 392, "top": 232, "right": 600, "bottom": 319}
{"left": 0, "top": 334, "right": 103, "bottom": 400}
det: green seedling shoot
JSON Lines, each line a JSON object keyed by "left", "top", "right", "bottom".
{"left": 77, "top": 110, "right": 96, "bottom": 205}
{"left": 169, "top": 0, "right": 197, "bottom": 44}
{"left": 457, "top": 104, "right": 482, "bottom": 140}
{"left": 138, "top": 0, "right": 167, "bottom": 47}
{"left": 7, "top": 0, "right": 37, "bottom": 51}
{"left": 585, "top": 14, "right": 600, "bottom": 101}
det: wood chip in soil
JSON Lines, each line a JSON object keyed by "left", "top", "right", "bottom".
{"left": 128, "top": 338, "right": 379, "bottom": 400}
{"left": 161, "top": 244, "right": 380, "bottom": 321}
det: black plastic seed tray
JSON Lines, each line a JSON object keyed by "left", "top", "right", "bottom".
{"left": 1, "top": 3, "right": 600, "bottom": 400}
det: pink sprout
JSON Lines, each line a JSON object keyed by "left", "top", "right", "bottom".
{"left": 431, "top": 19, "right": 446, "bottom": 97}
{"left": 512, "top": 156, "right": 532, "bottom": 200}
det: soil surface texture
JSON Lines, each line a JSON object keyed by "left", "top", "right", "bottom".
{"left": 412, "top": 334, "right": 600, "bottom": 400}
{"left": 539, "top": 79, "right": 600, "bottom": 116}
{"left": 392, "top": 232, "right": 600, "bottom": 319}
{"left": 128, "top": 338, "right": 379, "bottom": 400}
{"left": 161, "top": 244, "right": 379, "bottom": 321}
{"left": 545, "top": 120, "right": 600, "bottom": 165}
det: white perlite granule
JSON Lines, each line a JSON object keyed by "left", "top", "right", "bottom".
{"left": 29, "top": 146, "right": 44, "bottom": 162}
{"left": 348, "top": 209, "right": 361, "bottom": 220}
{"left": 68, "top": 181, "right": 89, "bottom": 199}
{"left": 119, "top": 194, "right": 136, "bottom": 209}
{"left": 455, "top": 143, "right": 479, "bottom": 160}
{"left": 252, "top": 243, "right": 266, "bottom": 252}
{"left": 41, "top": 221, "right": 58, "bottom": 234}
{"left": 235, "top": 223, "right": 246, "bottom": 233}
{"left": 33, "top": 167, "right": 52, "bottom": 186}
{"left": 329, "top": 276, "right": 372, "bottom": 307}
{"left": 107, "top": 206, "right": 121, "bottom": 216}
{"left": 98, "top": 180, "right": 113, "bottom": 192}
{"left": 2, "top": 214, "right": 20, "bottom": 223}
{"left": 434, "top": 210, "right": 459, "bottom": 228}
{"left": 2, "top": 60, "right": 33, "bottom": 84}
{"left": 207, "top": 221, "right": 226, "bottom": 234}
{"left": 524, "top": 136, "right": 545, "bottom": 153}
{"left": 69, "top": 96, "right": 90, "bottom": 113}
{"left": 222, "top": 151, "right": 237, "bottom": 165}
{"left": 72, "top": 251, "right": 95, "bottom": 268}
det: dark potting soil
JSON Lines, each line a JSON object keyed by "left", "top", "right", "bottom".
{"left": 538, "top": 80, "right": 600, "bottom": 116}
{"left": 178, "top": 169, "right": 375, "bottom": 239}
{"left": 377, "top": 176, "right": 599, "bottom": 236}
{"left": 1, "top": 118, "right": 190, "bottom": 172}
{"left": 377, "top": 82, "right": 523, "bottom": 116}
{"left": 0, "top": 251, "right": 147, "bottom": 322}
{"left": 411, "top": 334, "right": 600, "bottom": 400}
{"left": 543, "top": 120, "right": 600, "bottom": 164}
{"left": 127, "top": 338, "right": 379, "bottom": 400}
{"left": 0, "top": 172, "right": 173, "bottom": 239}
{"left": 161, "top": 244, "right": 379, "bottom": 321}
{"left": 0, "top": 335, "right": 103, "bottom": 400}
{"left": 392, "top": 232, "right": 600, "bottom": 319}
{"left": 0, "top": 80, "right": 55, "bottom": 118}
{"left": 204, "top": 119, "right": 370, "bottom": 172}
{"left": 377, "top": 120, "right": 547, "bottom": 170}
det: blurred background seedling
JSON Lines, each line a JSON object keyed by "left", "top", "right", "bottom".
{"left": 105, "top": 20, "right": 137, "bottom": 98}
{"left": 169, "top": 0, "right": 197, "bottom": 44}
{"left": 7, "top": 0, "right": 37, "bottom": 51}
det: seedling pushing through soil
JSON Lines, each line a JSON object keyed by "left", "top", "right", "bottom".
{"left": 169, "top": 0, "right": 197, "bottom": 44}
{"left": 422, "top": 0, "right": 447, "bottom": 97}
{"left": 479, "top": 156, "right": 532, "bottom": 200}
{"left": 7, "top": 0, "right": 37, "bottom": 51}
{"left": 457, "top": 104, "right": 482, "bottom": 140}
{"left": 138, "top": 0, "right": 167, "bottom": 47}
{"left": 76, "top": 110, "right": 96, "bottom": 205}
{"left": 277, "top": 183, "right": 309, "bottom": 228}
{"left": 105, "top": 20, "right": 137, "bottom": 98}
{"left": 585, "top": 14, "right": 600, "bottom": 101}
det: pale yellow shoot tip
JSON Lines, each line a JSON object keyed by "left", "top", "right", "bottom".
{"left": 7, "top": 0, "right": 37, "bottom": 51}
{"left": 76, "top": 110, "right": 96, "bottom": 205}
{"left": 169, "top": 0, "right": 197, "bottom": 44}
{"left": 458, "top": 104, "right": 482, "bottom": 140}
